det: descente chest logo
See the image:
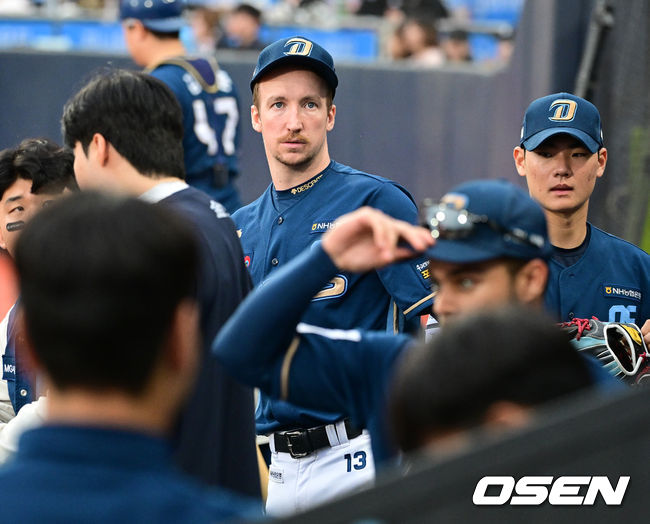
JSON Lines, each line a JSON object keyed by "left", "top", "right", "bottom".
{"left": 473, "top": 476, "right": 629, "bottom": 505}
{"left": 603, "top": 284, "right": 642, "bottom": 302}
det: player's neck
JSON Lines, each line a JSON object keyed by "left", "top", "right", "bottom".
{"left": 46, "top": 389, "right": 173, "bottom": 436}
{"left": 269, "top": 153, "right": 331, "bottom": 192}
{"left": 545, "top": 204, "right": 589, "bottom": 249}
{"left": 146, "top": 40, "right": 187, "bottom": 68}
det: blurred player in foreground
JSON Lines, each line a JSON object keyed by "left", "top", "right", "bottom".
{"left": 513, "top": 93, "right": 650, "bottom": 345}
{"left": 120, "top": 0, "right": 243, "bottom": 213}
{"left": 0, "top": 138, "right": 77, "bottom": 436}
{"left": 233, "top": 36, "right": 434, "bottom": 515}
{"left": 62, "top": 69, "right": 259, "bottom": 496}
{"left": 215, "top": 180, "right": 610, "bottom": 471}
{"left": 0, "top": 192, "right": 260, "bottom": 522}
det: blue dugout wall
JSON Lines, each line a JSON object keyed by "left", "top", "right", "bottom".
{"left": 0, "top": 0, "right": 647, "bottom": 245}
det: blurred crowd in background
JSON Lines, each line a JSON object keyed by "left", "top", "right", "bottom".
{"left": 0, "top": 0, "right": 520, "bottom": 66}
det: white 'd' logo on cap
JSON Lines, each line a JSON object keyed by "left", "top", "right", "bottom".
{"left": 548, "top": 99, "right": 577, "bottom": 122}
{"left": 284, "top": 38, "right": 313, "bottom": 57}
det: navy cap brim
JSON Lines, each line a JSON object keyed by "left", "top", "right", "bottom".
{"left": 250, "top": 55, "right": 338, "bottom": 93}
{"left": 424, "top": 238, "right": 506, "bottom": 264}
{"left": 521, "top": 127, "right": 600, "bottom": 153}
{"left": 139, "top": 17, "right": 185, "bottom": 32}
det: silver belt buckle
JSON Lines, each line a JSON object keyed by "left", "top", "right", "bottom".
{"left": 284, "top": 430, "right": 309, "bottom": 458}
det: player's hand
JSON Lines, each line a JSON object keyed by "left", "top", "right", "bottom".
{"left": 642, "top": 319, "right": 650, "bottom": 349}
{"left": 321, "top": 207, "right": 434, "bottom": 272}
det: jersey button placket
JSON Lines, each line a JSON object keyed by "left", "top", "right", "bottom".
{"left": 277, "top": 216, "right": 284, "bottom": 224}
{"left": 271, "top": 258, "right": 279, "bottom": 266}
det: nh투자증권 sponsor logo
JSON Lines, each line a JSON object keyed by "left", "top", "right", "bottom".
{"left": 603, "top": 284, "right": 642, "bottom": 302}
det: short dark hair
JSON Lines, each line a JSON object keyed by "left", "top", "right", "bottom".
{"left": 389, "top": 307, "right": 593, "bottom": 451}
{"left": 0, "top": 138, "right": 77, "bottom": 200}
{"left": 15, "top": 192, "right": 199, "bottom": 395}
{"left": 233, "top": 3, "right": 261, "bottom": 22}
{"left": 61, "top": 69, "right": 185, "bottom": 180}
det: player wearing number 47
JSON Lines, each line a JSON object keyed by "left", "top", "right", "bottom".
{"left": 232, "top": 36, "right": 435, "bottom": 516}
{"left": 120, "top": 0, "right": 243, "bottom": 213}
{"left": 513, "top": 93, "right": 650, "bottom": 346}
{"left": 62, "top": 69, "right": 260, "bottom": 499}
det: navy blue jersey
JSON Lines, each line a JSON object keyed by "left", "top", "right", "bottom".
{"left": 0, "top": 425, "right": 261, "bottom": 522}
{"left": 545, "top": 224, "right": 650, "bottom": 327}
{"left": 232, "top": 160, "right": 433, "bottom": 433}
{"left": 155, "top": 185, "right": 259, "bottom": 498}
{"left": 150, "top": 57, "right": 242, "bottom": 213}
{"left": 213, "top": 242, "right": 622, "bottom": 464}
{"left": 213, "top": 243, "right": 413, "bottom": 463}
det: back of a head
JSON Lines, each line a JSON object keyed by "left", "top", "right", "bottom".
{"left": 119, "top": 0, "right": 185, "bottom": 37}
{"left": 0, "top": 138, "right": 77, "bottom": 200}
{"left": 390, "top": 307, "right": 594, "bottom": 452}
{"left": 14, "top": 192, "right": 199, "bottom": 395}
{"left": 61, "top": 69, "right": 185, "bottom": 180}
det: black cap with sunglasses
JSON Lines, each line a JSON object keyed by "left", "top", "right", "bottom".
{"left": 421, "top": 179, "right": 552, "bottom": 263}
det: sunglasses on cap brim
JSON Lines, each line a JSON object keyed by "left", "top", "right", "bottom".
{"left": 419, "top": 201, "right": 545, "bottom": 249}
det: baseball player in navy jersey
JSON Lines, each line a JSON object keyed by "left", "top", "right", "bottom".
{"left": 513, "top": 93, "right": 650, "bottom": 345}
{"left": 0, "top": 139, "right": 77, "bottom": 442}
{"left": 232, "top": 36, "right": 434, "bottom": 515}
{"left": 214, "top": 180, "right": 611, "bottom": 467}
{"left": 61, "top": 69, "right": 260, "bottom": 498}
{"left": 120, "top": 0, "right": 243, "bottom": 213}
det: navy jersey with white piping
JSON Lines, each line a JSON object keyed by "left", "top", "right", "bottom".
{"left": 149, "top": 57, "right": 242, "bottom": 213}
{"left": 232, "top": 160, "right": 433, "bottom": 434}
{"left": 213, "top": 243, "right": 412, "bottom": 463}
{"left": 545, "top": 223, "right": 650, "bottom": 327}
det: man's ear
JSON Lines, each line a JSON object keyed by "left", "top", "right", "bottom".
{"left": 326, "top": 104, "right": 336, "bottom": 131}
{"left": 251, "top": 104, "right": 262, "bottom": 133}
{"left": 596, "top": 147, "right": 607, "bottom": 178}
{"left": 513, "top": 146, "right": 527, "bottom": 178}
{"left": 514, "top": 258, "right": 548, "bottom": 305}
{"left": 91, "top": 133, "right": 110, "bottom": 167}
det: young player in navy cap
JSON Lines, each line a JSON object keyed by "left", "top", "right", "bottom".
{"left": 232, "top": 36, "right": 435, "bottom": 515}
{"left": 513, "top": 93, "right": 650, "bottom": 346}
{"left": 215, "top": 179, "right": 606, "bottom": 469}
{"left": 120, "top": 0, "right": 244, "bottom": 213}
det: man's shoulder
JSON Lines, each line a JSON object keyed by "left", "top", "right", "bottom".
{"left": 327, "top": 161, "right": 416, "bottom": 204}
{"left": 161, "top": 187, "right": 235, "bottom": 231}
{"left": 232, "top": 186, "right": 273, "bottom": 222}
{"left": 589, "top": 224, "right": 650, "bottom": 260}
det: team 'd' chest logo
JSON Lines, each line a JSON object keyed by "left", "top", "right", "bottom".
{"left": 283, "top": 38, "right": 314, "bottom": 57}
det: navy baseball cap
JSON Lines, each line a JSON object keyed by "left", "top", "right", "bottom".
{"left": 119, "top": 0, "right": 186, "bottom": 33}
{"left": 519, "top": 92, "right": 604, "bottom": 153}
{"left": 250, "top": 36, "right": 338, "bottom": 95}
{"left": 423, "top": 179, "right": 551, "bottom": 263}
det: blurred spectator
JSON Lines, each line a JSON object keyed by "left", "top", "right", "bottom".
{"left": 495, "top": 31, "right": 515, "bottom": 63}
{"left": 401, "top": 17, "right": 445, "bottom": 66}
{"left": 442, "top": 29, "right": 472, "bottom": 63}
{"left": 189, "top": 7, "right": 223, "bottom": 55}
{"left": 217, "top": 3, "right": 266, "bottom": 51}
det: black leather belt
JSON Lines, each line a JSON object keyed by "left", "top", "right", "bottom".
{"left": 272, "top": 419, "right": 362, "bottom": 458}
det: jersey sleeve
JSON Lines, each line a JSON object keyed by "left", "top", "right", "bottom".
{"left": 272, "top": 327, "right": 410, "bottom": 430}
{"left": 366, "top": 183, "right": 434, "bottom": 320}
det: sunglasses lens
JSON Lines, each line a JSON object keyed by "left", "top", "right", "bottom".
{"left": 422, "top": 206, "right": 473, "bottom": 240}
{"left": 609, "top": 335, "right": 636, "bottom": 373}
